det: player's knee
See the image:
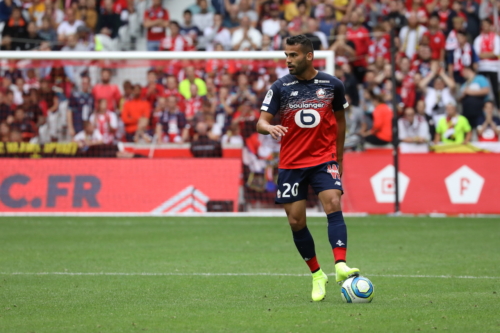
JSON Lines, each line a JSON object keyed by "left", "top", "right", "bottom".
{"left": 323, "top": 197, "right": 342, "bottom": 214}
{"left": 288, "top": 215, "right": 306, "bottom": 231}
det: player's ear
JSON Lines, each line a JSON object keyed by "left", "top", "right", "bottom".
{"left": 307, "top": 52, "right": 313, "bottom": 61}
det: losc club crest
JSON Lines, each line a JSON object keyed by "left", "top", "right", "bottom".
{"left": 316, "top": 88, "right": 326, "bottom": 99}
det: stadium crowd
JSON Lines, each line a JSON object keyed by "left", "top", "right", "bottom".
{"left": 1, "top": 0, "right": 500, "bottom": 156}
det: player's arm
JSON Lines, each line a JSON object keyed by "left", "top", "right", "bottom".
{"left": 257, "top": 111, "right": 288, "bottom": 140}
{"left": 257, "top": 83, "right": 287, "bottom": 140}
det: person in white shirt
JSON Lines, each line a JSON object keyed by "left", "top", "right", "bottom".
{"left": 237, "top": 0, "right": 258, "bottom": 27}
{"left": 473, "top": 18, "right": 500, "bottom": 107}
{"left": 204, "top": 13, "right": 231, "bottom": 51}
{"left": 192, "top": 0, "right": 214, "bottom": 33}
{"left": 57, "top": 8, "right": 84, "bottom": 43}
{"left": 89, "top": 99, "right": 118, "bottom": 144}
{"left": 398, "top": 106, "right": 430, "bottom": 153}
{"left": 399, "top": 12, "right": 427, "bottom": 59}
{"left": 419, "top": 62, "right": 456, "bottom": 125}
{"left": 74, "top": 121, "right": 104, "bottom": 148}
{"left": 231, "top": 16, "right": 262, "bottom": 51}
{"left": 261, "top": 3, "right": 281, "bottom": 37}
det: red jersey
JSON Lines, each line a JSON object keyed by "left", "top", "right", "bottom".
{"left": 424, "top": 30, "right": 446, "bottom": 60}
{"left": 164, "top": 88, "right": 186, "bottom": 111}
{"left": 161, "top": 34, "right": 188, "bottom": 51}
{"left": 346, "top": 26, "right": 370, "bottom": 67}
{"left": 144, "top": 6, "right": 169, "bottom": 41}
{"left": 141, "top": 83, "right": 164, "bottom": 106}
{"left": 92, "top": 83, "right": 122, "bottom": 111}
{"left": 260, "top": 72, "right": 348, "bottom": 169}
{"left": 184, "top": 96, "right": 202, "bottom": 119}
{"left": 368, "top": 34, "right": 391, "bottom": 63}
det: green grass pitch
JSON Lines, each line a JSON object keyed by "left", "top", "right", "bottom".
{"left": 1, "top": 216, "right": 499, "bottom": 332}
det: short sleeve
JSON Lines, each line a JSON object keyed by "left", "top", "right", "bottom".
{"left": 476, "top": 75, "right": 490, "bottom": 88}
{"left": 260, "top": 82, "right": 281, "bottom": 116}
{"left": 332, "top": 78, "right": 348, "bottom": 112}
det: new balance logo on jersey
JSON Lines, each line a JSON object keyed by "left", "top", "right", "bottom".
{"left": 327, "top": 164, "right": 341, "bottom": 180}
{"left": 336, "top": 240, "right": 345, "bottom": 247}
{"left": 290, "top": 91, "right": 298, "bottom": 96}
{"left": 288, "top": 102, "right": 325, "bottom": 109}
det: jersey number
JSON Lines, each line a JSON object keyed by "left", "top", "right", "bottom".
{"left": 283, "top": 183, "right": 299, "bottom": 197}
{"left": 294, "top": 109, "right": 320, "bottom": 128}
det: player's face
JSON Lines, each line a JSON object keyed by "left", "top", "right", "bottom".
{"left": 284, "top": 44, "right": 311, "bottom": 76}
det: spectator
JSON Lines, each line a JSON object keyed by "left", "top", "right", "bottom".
{"left": 261, "top": 3, "right": 281, "bottom": 38}
{"left": 57, "top": 8, "right": 84, "bottom": 43}
{"left": 288, "top": 1, "right": 309, "bottom": 35}
{"left": 335, "top": 65, "right": 359, "bottom": 107}
{"left": 143, "top": 0, "right": 169, "bottom": 51}
{"left": 73, "top": 121, "right": 103, "bottom": 148}
{"left": 179, "top": 66, "right": 207, "bottom": 99}
{"left": 416, "top": 99, "right": 435, "bottom": 138}
{"left": 24, "top": 89, "right": 45, "bottom": 128}
{"left": 221, "top": 122, "right": 243, "bottom": 145}
{"left": 141, "top": 70, "right": 164, "bottom": 107}
{"left": 190, "top": 121, "right": 222, "bottom": 157}
{"left": 186, "top": 0, "right": 215, "bottom": 15}
{"left": 156, "top": 95, "right": 188, "bottom": 143}
{"left": 387, "top": 0, "right": 407, "bottom": 31}
{"left": 329, "top": 24, "right": 356, "bottom": 67}
{"left": 344, "top": 95, "right": 364, "bottom": 150}
{"left": 445, "top": 16, "right": 465, "bottom": 52}
{"left": 462, "top": 0, "right": 480, "bottom": 40}
{"left": 305, "top": 18, "right": 328, "bottom": 50}
{"left": 447, "top": 30, "right": 478, "bottom": 84}
{"left": 81, "top": 0, "right": 98, "bottom": 31}
{"left": 222, "top": 4, "right": 241, "bottom": 32}
{"left": 238, "top": 0, "right": 258, "bottom": 27}
{"left": 121, "top": 84, "right": 151, "bottom": 142}
{"left": 1, "top": 7, "right": 27, "bottom": 51}
{"left": 61, "top": 34, "right": 88, "bottom": 83}
{"left": 231, "top": 15, "right": 262, "bottom": 51}
{"left": 0, "top": 92, "right": 13, "bottom": 124}
{"left": 185, "top": 84, "right": 204, "bottom": 120}
{"left": 398, "top": 106, "right": 430, "bottom": 153}
{"left": 368, "top": 25, "right": 391, "bottom": 65}
{"left": 318, "top": 4, "right": 335, "bottom": 39}
{"left": 395, "top": 57, "right": 416, "bottom": 108}
{"left": 476, "top": 101, "right": 500, "bottom": 142}
{"left": 272, "top": 19, "right": 291, "bottom": 50}
{"left": 161, "top": 21, "right": 188, "bottom": 51}
{"left": 68, "top": 76, "right": 94, "bottom": 138}
{"left": 346, "top": 12, "right": 370, "bottom": 81}
{"left": 410, "top": 44, "right": 432, "bottom": 78}
{"left": 96, "top": 0, "right": 121, "bottom": 39}
{"left": 192, "top": 0, "right": 214, "bottom": 34}
{"left": 473, "top": 18, "right": 500, "bottom": 107}
{"left": 332, "top": 0, "right": 349, "bottom": 21}
{"left": 45, "top": 0, "right": 65, "bottom": 27}
{"left": 90, "top": 99, "right": 117, "bottom": 144}
{"left": 399, "top": 12, "right": 427, "bottom": 59}
{"left": 38, "top": 16, "right": 58, "bottom": 48}
{"left": 419, "top": 62, "right": 456, "bottom": 125}
{"left": 0, "top": 0, "right": 13, "bottom": 23}
{"left": 204, "top": 13, "right": 231, "bottom": 51}
{"left": 92, "top": 69, "right": 122, "bottom": 112}
{"left": 232, "top": 99, "right": 259, "bottom": 136}
{"left": 434, "top": 103, "right": 471, "bottom": 144}
{"left": 9, "top": 128, "right": 22, "bottom": 143}
{"left": 423, "top": 13, "right": 445, "bottom": 62}
{"left": 180, "top": 10, "right": 201, "bottom": 48}
{"left": 23, "top": 21, "right": 43, "bottom": 50}
{"left": 0, "top": 121, "right": 10, "bottom": 142}
{"left": 39, "top": 79, "right": 59, "bottom": 141}
{"left": 459, "top": 64, "right": 491, "bottom": 129}
{"left": 10, "top": 107, "right": 36, "bottom": 141}
{"left": 361, "top": 90, "right": 393, "bottom": 146}
{"left": 164, "top": 75, "right": 186, "bottom": 111}
{"left": 230, "top": 73, "right": 257, "bottom": 106}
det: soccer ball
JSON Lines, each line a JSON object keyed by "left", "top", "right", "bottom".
{"left": 341, "top": 276, "right": 374, "bottom": 303}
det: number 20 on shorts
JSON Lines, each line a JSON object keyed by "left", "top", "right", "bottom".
{"left": 283, "top": 183, "right": 299, "bottom": 197}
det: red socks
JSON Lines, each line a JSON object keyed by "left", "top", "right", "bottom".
{"left": 306, "top": 256, "right": 320, "bottom": 272}
{"left": 333, "top": 247, "right": 346, "bottom": 263}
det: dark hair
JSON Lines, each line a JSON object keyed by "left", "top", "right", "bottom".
{"left": 183, "top": 9, "right": 192, "bottom": 15}
{"left": 483, "top": 18, "right": 493, "bottom": 25}
{"left": 285, "top": 35, "right": 314, "bottom": 54}
{"left": 456, "top": 29, "right": 467, "bottom": 37}
{"left": 170, "top": 21, "right": 180, "bottom": 29}
{"left": 429, "top": 13, "right": 440, "bottom": 20}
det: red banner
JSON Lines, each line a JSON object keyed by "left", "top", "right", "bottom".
{"left": 342, "top": 153, "right": 500, "bottom": 214}
{"left": 0, "top": 159, "right": 241, "bottom": 213}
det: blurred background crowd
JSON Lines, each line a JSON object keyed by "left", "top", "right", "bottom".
{"left": 1, "top": 0, "right": 500, "bottom": 156}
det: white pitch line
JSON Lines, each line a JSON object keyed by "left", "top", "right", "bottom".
{"left": 0, "top": 272, "right": 499, "bottom": 279}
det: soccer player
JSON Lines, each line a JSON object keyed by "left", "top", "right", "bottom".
{"left": 256, "top": 35, "right": 360, "bottom": 302}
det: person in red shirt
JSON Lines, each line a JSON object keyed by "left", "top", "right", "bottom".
{"left": 161, "top": 21, "right": 187, "bottom": 51}
{"left": 362, "top": 89, "right": 393, "bottom": 145}
{"left": 346, "top": 11, "right": 370, "bottom": 82}
{"left": 121, "top": 84, "right": 151, "bottom": 142}
{"left": 143, "top": 0, "right": 169, "bottom": 51}
{"left": 256, "top": 35, "right": 360, "bottom": 302}
{"left": 164, "top": 75, "right": 186, "bottom": 112}
{"left": 91, "top": 68, "right": 122, "bottom": 112}
{"left": 141, "top": 70, "right": 164, "bottom": 108}
{"left": 367, "top": 25, "right": 391, "bottom": 65}
{"left": 423, "top": 14, "right": 446, "bottom": 61}
{"left": 184, "top": 84, "right": 203, "bottom": 120}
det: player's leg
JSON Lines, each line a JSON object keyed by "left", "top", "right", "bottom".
{"left": 283, "top": 200, "right": 328, "bottom": 301}
{"left": 276, "top": 169, "right": 327, "bottom": 301}
{"left": 309, "top": 162, "right": 360, "bottom": 285}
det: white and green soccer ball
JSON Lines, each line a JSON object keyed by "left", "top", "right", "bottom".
{"left": 341, "top": 276, "right": 374, "bottom": 303}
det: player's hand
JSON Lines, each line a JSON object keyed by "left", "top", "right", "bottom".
{"left": 267, "top": 125, "right": 288, "bottom": 140}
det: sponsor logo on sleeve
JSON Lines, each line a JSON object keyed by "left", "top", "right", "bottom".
{"left": 263, "top": 89, "right": 273, "bottom": 104}
{"left": 343, "top": 102, "right": 349, "bottom": 109}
